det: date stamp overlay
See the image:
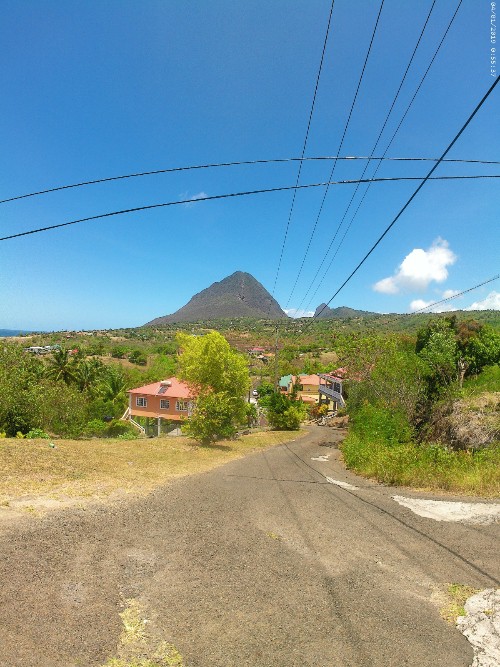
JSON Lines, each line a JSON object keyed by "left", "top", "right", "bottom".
{"left": 491, "top": 2, "right": 497, "bottom": 76}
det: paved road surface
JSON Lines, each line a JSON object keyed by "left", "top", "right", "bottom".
{"left": 0, "top": 427, "right": 498, "bottom": 666}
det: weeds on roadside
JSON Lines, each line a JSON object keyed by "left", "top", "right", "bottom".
{"left": 440, "top": 584, "right": 480, "bottom": 624}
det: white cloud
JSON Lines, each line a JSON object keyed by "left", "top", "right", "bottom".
{"left": 285, "top": 308, "right": 314, "bottom": 318}
{"left": 373, "top": 238, "right": 457, "bottom": 294}
{"left": 465, "top": 291, "right": 500, "bottom": 311}
{"left": 442, "top": 289, "right": 460, "bottom": 299}
{"left": 181, "top": 191, "right": 208, "bottom": 208}
{"left": 409, "top": 299, "right": 454, "bottom": 313}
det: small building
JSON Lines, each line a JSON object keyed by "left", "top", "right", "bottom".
{"left": 249, "top": 346, "right": 267, "bottom": 356}
{"left": 279, "top": 374, "right": 293, "bottom": 393}
{"left": 126, "top": 377, "right": 194, "bottom": 436}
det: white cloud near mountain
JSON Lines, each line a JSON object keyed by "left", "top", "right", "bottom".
{"left": 409, "top": 299, "right": 455, "bottom": 313}
{"left": 285, "top": 308, "right": 314, "bottom": 318}
{"left": 465, "top": 291, "right": 500, "bottom": 310}
{"left": 373, "top": 239, "right": 457, "bottom": 294}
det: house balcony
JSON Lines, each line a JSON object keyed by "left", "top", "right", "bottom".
{"left": 318, "top": 384, "right": 345, "bottom": 407}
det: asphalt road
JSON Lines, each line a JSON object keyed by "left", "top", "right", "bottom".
{"left": 0, "top": 427, "right": 498, "bottom": 667}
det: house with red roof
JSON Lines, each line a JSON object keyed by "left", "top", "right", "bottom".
{"left": 125, "top": 377, "right": 195, "bottom": 435}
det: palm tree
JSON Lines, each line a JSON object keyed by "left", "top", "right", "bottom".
{"left": 99, "top": 367, "right": 127, "bottom": 404}
{"left": 74, "top": 357, "right": 104, "bottom": 392}
{"left": 45, "top": 349, "right": 76, "bottom": 385}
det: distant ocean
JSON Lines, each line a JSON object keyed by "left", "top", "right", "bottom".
{"left": 0, "top": 329, "right": 31, "bottom": 337}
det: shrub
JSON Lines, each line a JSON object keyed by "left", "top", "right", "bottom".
{"left": 103, "top": 419, "right": 136, "bottom": 438}
{"left": 25, "top": 428, "right": 50, "bottom": 439}
{"left": 350, "top": 403, "right": 413, "bottom": 446}
{"left": 266, "top": 393, "right": 307, "bottom": 430}
{"left": 83, "top": 419, "right": 108, "bottom": 437}
{"left": 184, "top": 392, "right": 242, "bottom": 444}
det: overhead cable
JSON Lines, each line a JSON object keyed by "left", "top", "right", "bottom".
{"left": 285, "top": 0, "right": 386, "bottom": 307}
{"left": 2, "top": 173, "right": 498, "bottom": 242}
{"left": 298, "top": 0, "right": 464, "bottom": 315}
{"left": 300, "top": 73, "right": 500, "bottom": 331}
{"left": 270, "top": 0, "right": 336, "bottom": 300}
{"left": 2, "top": 155, "right": 498, "bottom": 206}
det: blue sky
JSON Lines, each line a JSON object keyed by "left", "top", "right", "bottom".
{"left": 1, "top": 0, "right": 498, "bottom": 330}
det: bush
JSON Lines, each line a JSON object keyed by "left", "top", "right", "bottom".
{"left": 266, "top": 393, "right": 307, "bottom": 430}
{"left": 104, "top": 420, "right": 137, "bottom": 438}
{"left": 25, "top": 428, "right": 50, "bottom": 439}
{"left": 184, "top": 392, "right": 243, "bottom": 444}
{"left": 350, "top": 403, "right": 413, "bottom": 447}
{"left": 83, "top": 419, "right": 108, "bottom": 437}
{"left": 83, "top": 418, "right": 137, "bottom": 438}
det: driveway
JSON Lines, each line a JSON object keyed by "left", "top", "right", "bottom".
{"left": 0, "top": 426, "right": 498, "bottom": 666}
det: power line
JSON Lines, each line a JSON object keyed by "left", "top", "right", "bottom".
{"left": 284, "top": 0, "right": 386, "bottom": 308}
{"left": 270, "top": 0, "right": 335, "bottom": 301}
{"left": 409, "top": 275, "right": 499, "bottom": 315}
{"left": 300, "top": 74, "right": 500, "bottom": 332}
{"left": 298, "top": 0, "right": 464, "bottom": 315}
{"left": 1, "top": 155, "right": 498, "bottom": 206}
{"left": 2, "top": 173, "right": 498, "bottom": 243}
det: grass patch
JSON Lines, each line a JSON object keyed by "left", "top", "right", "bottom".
{"left": 103, "top": 599, "right": 184, "bottom": 667}
{"left": 440, "top": 584, "right": 479, "bottom": 624}
{"left": 462, "top": 365, "right": 500, "bottom": 395}
{"left": 341, "top": 434, "right": 500, "bottom": 496}
{"left": 0, "top": 430, "right": 301, "bottom": 505}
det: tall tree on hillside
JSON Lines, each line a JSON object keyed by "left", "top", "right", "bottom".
{"left": 176, "top": 331, "right": 250, "bottom": 443}
{"left": 45, "top": 348, "right": 76, "bottom": 385}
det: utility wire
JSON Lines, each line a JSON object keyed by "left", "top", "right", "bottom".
{"left": 285, "top": 0, "right": 386, "bottom": 308}
{"left": 2, "top": 155, "right": 497, "bottom": 206}
{"left": 270, "top": 0, "right": 336, "bottom": 301}
{"left": 299, "top": 73, "right": 500, "bottom": 333}
{"left": 409, "top": 275, "right": 499, "bottom": 315}
{"left": 2, "top": 174, "right": 498, "bottom": 243}
{"left": 299, "top": 0, "right": 463, "bottom": 314}
{"left": 336, "top": 273, "right": 500, "bottom": 337}
{"left": 295, "top": 0, "right": 438, "bottom": 312}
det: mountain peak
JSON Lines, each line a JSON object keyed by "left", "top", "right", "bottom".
{"left": 145, "top": 272, "right": 288, "bottom": 324}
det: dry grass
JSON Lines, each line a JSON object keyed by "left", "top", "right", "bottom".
{"left": 440, "top": 584, "right": 480, "bottom": 624}
{"left": 0, "top": 430, "right": 301, "bottom": 506}
{"left": 103, "top": 598, "right": 185, "bottom": 667}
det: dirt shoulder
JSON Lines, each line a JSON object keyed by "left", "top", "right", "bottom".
{"left": 0, "top": 430, "right": 302, "bottom": 528}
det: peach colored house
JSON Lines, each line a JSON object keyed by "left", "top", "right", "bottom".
{"left": 280, "top": 374, "right": 321, "bottom": 404}
{"left": 126, "top": 377, "right": 194, "bottom": 434}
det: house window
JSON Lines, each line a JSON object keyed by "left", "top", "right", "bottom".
{"left": 160, "top": 399, "right": 170, "bottom": 409}
{"left": 333, "top": 382, "right": 341, "bottom": 393}
{"left": 136, "top": 397, "right": 147, "bottom": 407}
{"left": 176, "top": 400, "right": 188, "bottom": 411}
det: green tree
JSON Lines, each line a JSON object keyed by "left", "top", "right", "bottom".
{"left": 74, "top": 357, "right": 105, "bottom": 392}
{"left": 176, "top": 331, "right": 250, "bottom": 442}
{"left": 45, "top": 348, "right": 77, "bottom": 384}
{"left": 176, "top": 331, "right": 250, "bottom": 397}
{"left": 462, "top": 325, "right": 500, "bottom": 375}
{"left": 266, "top": 392, "right": 307, "bottom": 430}
{"left": 182, "top": 391, "right": 240, "bottom": 443}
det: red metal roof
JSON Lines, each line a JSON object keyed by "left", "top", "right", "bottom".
{"left": 128, "top": 377, "right": 192, "bottom": 398}
{"left": 298, "top": 374, "right": 321, "bottom": 385}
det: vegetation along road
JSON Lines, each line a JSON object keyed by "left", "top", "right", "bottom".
{"left": 0, "top": 426, "right": 498, "bottom": 666}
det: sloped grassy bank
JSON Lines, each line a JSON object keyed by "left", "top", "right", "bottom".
{"left": 341, "top": 403, "right": 499, "bottom": 497}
